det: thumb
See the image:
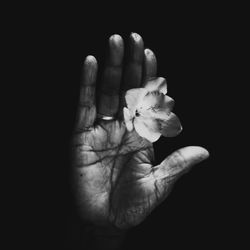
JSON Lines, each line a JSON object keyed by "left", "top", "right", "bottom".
{"left": 153, "top": 146, "right": 209, "bottom": 182}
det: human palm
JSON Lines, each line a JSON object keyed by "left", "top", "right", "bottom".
{"left": 72, "top": 33, "right": 209, "bottom": 230}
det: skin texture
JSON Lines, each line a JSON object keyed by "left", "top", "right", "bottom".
{"left": 71, "top": 33, "right": 209, "bottom": 230}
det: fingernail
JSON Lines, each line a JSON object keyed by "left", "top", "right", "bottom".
{"left": 110, "top": 34, "right": 122, "bottom": 42}
{"left": 131, "top": 32, "right": 142, "bottom": 42}
{"left": 145, "top": 48, "right": 153, "bottom": 56}
{"left": 85, "top": 55, "right": 97, "bottom": 64}
{"left": 202, "top": 148, "right": 210, "bottom": 158}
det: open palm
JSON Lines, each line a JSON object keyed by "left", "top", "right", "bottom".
{"left": 72, "top": 33, "right": 209, "bottom": 230}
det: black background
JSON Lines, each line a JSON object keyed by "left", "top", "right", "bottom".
{"left": 9, "top": 3, "right": 244, "bottom": 249}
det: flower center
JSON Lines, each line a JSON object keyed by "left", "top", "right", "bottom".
{"left": 135, "top": 110, "right": 140, "bottom": 117}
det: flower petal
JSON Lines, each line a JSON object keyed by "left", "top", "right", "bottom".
{"left": 162, "top": 95, "right": 175, "bottom": 113}
{"left": 123, "top": 107, "right": 133, "bottom": 131}
{"left": 138, "top": 91, "right": 164, "bottom": 112}
{"left": 159, "top": 112, "right": 182, "bottom": 137}
{"left": 125, "top": 88, "right": 148, "bottom": 114}
{"left": 138, "top": 93, "right": 175, "bottom": 118}
{"left": 143, "top": 77, "right": 167, "bottom": 94}
{"left": 134, "top": 117, "right": 161, "bottom": 142}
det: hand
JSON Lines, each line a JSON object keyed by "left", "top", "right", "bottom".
{"left": 71, "top": 33, "right": 209, "bottom": 230}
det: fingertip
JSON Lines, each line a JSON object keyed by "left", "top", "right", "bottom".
{"left": 82, "top": 55, "right": 98, "bottom": 85}
{"left": 144, "top": 48, "right": 154, "bottom": 57}
{"left": 144, "top": 48, "right": 157, "bottom": 62}
{"left": 131, "top": 32, "right": 142, "bottom": 42}
{"left": 84, "top": 55, "right": 97, "bottom": 66}
{"left": 109, "top": 34, "right": 124, "bottom": 51}
{"left": 201, "top": 147, "right": 210, "bottom": 159}
{"left": 195, "top": 146, "right": 209, "bottom": 158}
{"left": 186, "top": 146, "right": 210, "bottom": 160}
{"left": 109, "top": 34, "right": 123, "bottom": 44}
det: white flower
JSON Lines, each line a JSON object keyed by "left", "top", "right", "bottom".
{"left": 123, "top": 77, "right": 182, "bottom": 142}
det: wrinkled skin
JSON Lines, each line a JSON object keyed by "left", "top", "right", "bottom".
{"left": 71, "top": 33, "right": 209, "bottom": 230}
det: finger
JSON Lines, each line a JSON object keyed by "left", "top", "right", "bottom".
{"left": 75, "top": 55, "right": 98, "bottom": 130}
{"left": 142, "top": 48, "right": 157, "bottom": 83}
{"left": 98, "top": 34, "right": 124, "bottom": 117}
{"left": 118, "top": 33, "right": 144, "bottom": 118}
{"left": 153, "top": 146, "right": 209, "bottom": 182}
{"left": 122, "top": 32, "right": 144, "bottom": 91}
